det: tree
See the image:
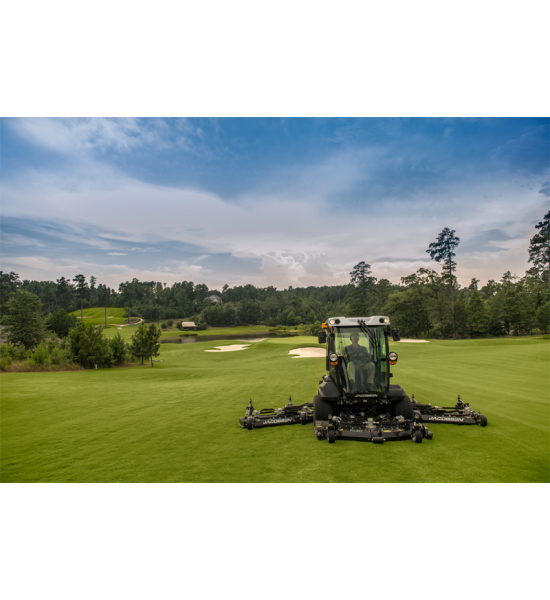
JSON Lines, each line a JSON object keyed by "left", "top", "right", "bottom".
{"left": 534, "top": 302, "right": 550, "bottom": 333}
{"left": 467, "top": 289, "right": 488, "bottom": 337}
{"left": 528, "top": 210, "right": 550, "bottom": 279}
{"left": 4, "top": 290, "right": 46, "bottom": 348}
{"left": 109, "top": 333, "right": 127, "bottom": 365}
{"left": 130, "top": 322, "right": 150, "bottom": 364}
{"left": 347, "top": 262, "right": 377, "bottom": 316}
{"left": 56, "top": 277, "right": 75, "bottom": 311}
{"left": 73, "top": 275, "right": 89, "bottom": 321}
{"left": 46, "top": 309, "right": 78, "bottom": 338}
{"left": 0, "top": 271, "right": 22, "bottom": 320}
{"left": 426, "top": 228, "right": 460, "bottom": 338}
{"left": 68, "top": 322, "right": 111, "bottom": 369}
{"left": 382, "top": 288, "right": 431, "bottom": 338}
{"left": 146, "top": 324, "right": 162, "bottom": 366}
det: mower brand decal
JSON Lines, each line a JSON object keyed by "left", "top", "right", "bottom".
{"left": 267, "top": 418, "right": 293, "bottom": 424}
{"left": 427, "top": 416, "right": 464, "bottom": 422}
{"left": 355, "top": 394, "right": 377, "bottom": 398}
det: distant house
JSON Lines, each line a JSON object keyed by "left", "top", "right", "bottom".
{"left": 207, "top": 295, "right": 222, "bottom": 303}
{"left": 181, "top": 321, "right": 197, "bottom": 330}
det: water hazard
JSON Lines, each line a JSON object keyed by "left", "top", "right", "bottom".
{"left": 160, "top": 332, "right": 305, "bottom": 344}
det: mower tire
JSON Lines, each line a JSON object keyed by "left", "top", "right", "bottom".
{"left": 313, "top": 394, "right": 332, "bottom": 421}
{"left": 392, "top": 395, "right": 414, "bottom": 420}
{"left": 479, "top": 414, "right": 488, "bottom": 427}
{"left": 246, "top": 416, "right": 254, "bottom": 430}
{"left": 413, "top": 430, "right": 423, "bottom": 443}
{"left": 300, "top": 411, "right": 307, "bottom": 425}
{"left": 328, "top": 430, "right": 336, "bottom": 444}
{"left": 373, "top": 437, "right": 384, "bottom": 444}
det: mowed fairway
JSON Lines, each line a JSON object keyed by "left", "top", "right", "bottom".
{"left": 68, "top": 306, "right": 127, "bottom": 325}
{"left": 1, "top": 336, "right": 548, "bottom": 482}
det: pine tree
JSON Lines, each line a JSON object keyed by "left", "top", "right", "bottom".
{"left": 72, "top": 275, "right": 88, "bottom": 321}
{"left": 528, "top": 210, "right": 550, "bottom": 279}
{"left": 147, "top": 324, "right": 162, "bottom": 366}
{"left": 467, "top": 289, "right": 488, "bottom": 337}
{"left": 426, "top": 228, "right": 460, "bottom": 338}
{"left": 347, "top": 262, "right": 377, "bottom": 316}
{"left": 130, "top": 322, "right": 150, "bottom": 364}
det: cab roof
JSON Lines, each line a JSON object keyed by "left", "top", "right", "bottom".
{"left": 326, "top": 316, "right": 390, "bottom": 326}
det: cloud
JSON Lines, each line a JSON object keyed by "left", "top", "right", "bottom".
{"left": 107, "top": 252, "right": 129, "bottom": 256}
{"left": 539, "top": 181, "right": 550, "bottom": 197}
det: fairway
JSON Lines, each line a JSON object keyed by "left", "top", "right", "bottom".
{"left": 69, "top": 306, "right": 127, "bottom": 325}
{"left": 1, "top": 336, "right": 548, "bottom": 482}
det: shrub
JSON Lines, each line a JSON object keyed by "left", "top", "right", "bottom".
{"left": 29, "top": 342, "right": 49, "bottom": 366}
{"left": 161, "top": 322, "right": 168, "bottom": 329}
{"left": 167, "top": 319, "right": 173, "bottom": 327}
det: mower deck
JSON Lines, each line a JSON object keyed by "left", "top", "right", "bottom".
{"left": 314, "top": 413, "right": 432, "bottom": 444}
{"left": 239, "top": 398, "right": 314, "bottom": 429}
{"left": 411, "top": 395, "right": 488, "bottom": 426}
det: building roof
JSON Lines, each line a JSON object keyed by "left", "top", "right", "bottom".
{"left": 181, "top": 321, "right": 196, "bottom": 327}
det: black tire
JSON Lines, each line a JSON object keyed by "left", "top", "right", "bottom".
{"left": 373, "top": 437, "right": 384, "bottom": 444}
{"left": 392, "top": 395, "right": 414, "bottom": 420}
{"left": 328, "top": 429, "right": 335, "bottom": 444}
{"left": 478, "top": 414, "right": 488, "bottom": 427}
{"left": 413, "top": 429, "right": 423, "bottom": 443}
{"left": 313, "top": 394, "right": 332, "bottom": 421}
{"left": 425, "top": 429, "right": 433, "bottom": 440}
{"left": 246, "top": 416, "right": 254, "bottom": 430}
{"left": 300, "top": 411, "right": 307, "bottom": 425}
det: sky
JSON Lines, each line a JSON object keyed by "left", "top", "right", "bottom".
{"left": 1, "top": 117, "right": 548, "bottom": 291}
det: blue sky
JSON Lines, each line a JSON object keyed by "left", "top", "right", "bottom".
{"left": 1, "top": 117, "right": 548, "bottom": 289}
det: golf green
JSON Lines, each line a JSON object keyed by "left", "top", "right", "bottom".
{"left": 1, "top": 336, "right": 548, "bottom": 482}
{"left": 68, "top": 306, "right": 127, "bottom": 325}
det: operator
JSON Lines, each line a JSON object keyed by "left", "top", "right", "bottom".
{"left": 344, "top": 332, "right": 376, "bottom": 390}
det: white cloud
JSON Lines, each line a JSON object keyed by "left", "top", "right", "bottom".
{"left": 2, "top": 143, "right": 546, "bottom": 289}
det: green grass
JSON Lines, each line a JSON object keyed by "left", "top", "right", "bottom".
{"left": 69, "top": 306, "right": 127, "bottom": 325}
{"left": 1, "top": 336, "right": 548, "bottom": 482}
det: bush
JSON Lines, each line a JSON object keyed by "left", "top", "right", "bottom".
{"left": 68, "top": 322, "right": 112, "bottom": 369}
{"left": 161, "top": 322, "right": 168, "bottom": 329}
{"left": 0, "top": 356, "right": 12, "bottom": 371}
{"left": 29, "top": 342, "right": 49, "bottom": 366}
{"left": 167, "top": 319, "right": 173, "bottom": 327}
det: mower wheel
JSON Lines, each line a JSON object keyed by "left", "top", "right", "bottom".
{"left": 246, "top": 416, "right": 254, "bottom": 430}
{"left": 413, "top": 430, "right": 423, "bottom": 443}
{"left": 479, "top": 414, "right": 488, "bottom": 427}
{"left": 425, "top": 429, "right": 433, "bottom": 440}
{"left": 313, "top": 394, "right": 332, "bottom": 421}
{"left": 373, "top": 437, "right": 384, "bottom": 444}
{"left": 300, "top": 411, "right": 307, "bottom": 425}
{"left": 392, "top": 395, "right": 414, "bottom": 420}
{"left": 328, "top": 430, "right": 335, "bottom": 444}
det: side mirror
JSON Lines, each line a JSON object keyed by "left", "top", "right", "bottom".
{"left": 318, "top": 330, "right": 327, "bottom": 344}
{"left": 392, "top": 327, "right": 401, "bottom": 342}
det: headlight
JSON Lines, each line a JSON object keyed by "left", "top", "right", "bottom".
{"left": 384, "top": 318, "right": 390, "bottom": 323}
{"left": 329, "top": 319, "right": 335, "bottom": 325}
{"left": 329, "top": 353, "right": 338, "bottom": 362}
{"left": 389, "top": 352, "right": 398, "bottom": 364}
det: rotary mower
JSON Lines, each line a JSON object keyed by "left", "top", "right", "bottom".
{"left": 239, "top": 315, "right": 488, "bottom": 444}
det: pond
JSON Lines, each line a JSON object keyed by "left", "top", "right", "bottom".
{"left": 159, "top": 332, "right": 307, "bottom": 344}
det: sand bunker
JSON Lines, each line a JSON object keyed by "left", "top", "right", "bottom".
{"left": 396, "top": 339, "right": 429, "bottom": 343}
{"left": 288, "top": 348, "right": 325, "bottom": 358}
{"left": 205, "top": 344, "right": 251, "bottom": 352}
